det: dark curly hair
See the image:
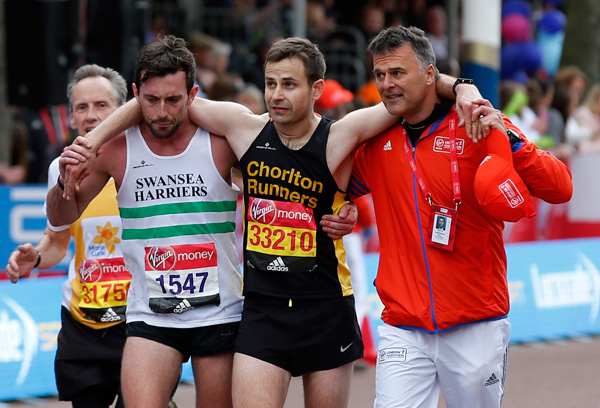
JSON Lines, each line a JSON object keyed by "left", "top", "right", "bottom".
{"left": 134, "top": 35, "right": 196, "bottom": 93}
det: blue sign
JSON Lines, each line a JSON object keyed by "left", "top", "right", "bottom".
{"left": 363, "top": 238, "right": 600, "bottom": 345}
{"left": 506, "top": 238, "right": 600, "bottom": 342}
{"left": 0, "top": 185, "right": 72, "bottom": 273}
{"left": 0, "top": 277, "right": 63, "bottom": 400}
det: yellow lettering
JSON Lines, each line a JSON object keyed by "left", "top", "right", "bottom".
{"left": 247, "top": 161, "right": 259, "bottom": 176}
{"left": 247, "top": 179, "right": 258, "bottom": 194}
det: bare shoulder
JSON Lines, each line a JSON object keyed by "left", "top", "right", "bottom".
{"left": 210, "top": 134, "right": 238, "bottom": 171}
{"left": 225, "top": 112, "right": 270, "bottom": 159}
{"left": 229, "top": 111, "right": 269, "bottom": 136}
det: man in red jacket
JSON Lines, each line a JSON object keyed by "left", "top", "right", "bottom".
{"left": 349, "top": 26, "right": 572, "bottom": 408}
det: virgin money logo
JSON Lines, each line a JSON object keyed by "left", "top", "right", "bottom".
{"left": 499, "top": 180, "right": 524, "bottom": 208}
{"left": 433, "top": 136, "right": 465, "bottom": 154}
{"left": 147, "top": 246, "right": 176, "bottom": 271}
{"left": 250, "top": 198, "right": 276, "bottom": 224}
{"left": 434, "top": 137, "right": 445, "bottom": 150}
{"left": 80, "top": 259, "right": 102, "bottom": 283}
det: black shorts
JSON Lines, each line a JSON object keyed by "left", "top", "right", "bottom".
{"left": 235, "top": 294, "right": 363, "bottom": 377}
{"left": 55, "top": 306, "right": 126, "bottom": 401}
{"left": 126, "top": 320, "right": 239, "bottom": 361}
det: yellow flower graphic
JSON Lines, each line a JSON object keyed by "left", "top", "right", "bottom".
{"left": 92, "top": 221, "right": 121, "bottom": 254}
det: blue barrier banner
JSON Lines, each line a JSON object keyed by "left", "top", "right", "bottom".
{"left": 0, "top": 277, "right": 63, "bottom": 400}
{"left": 364, "top": 238, "right": 600, "bottom": 345}
{"left": 0, "top": 185, "right": 72, "bottom": 274}
{"left": 506, "top": 238, "right": 600, "bottom": 342}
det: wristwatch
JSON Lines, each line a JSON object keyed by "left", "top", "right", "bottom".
{"left": 452, "top": 78, "right": 475, "bottom": 95}
{"left": 507, "top": 128, "right": 523, "bottom": 147}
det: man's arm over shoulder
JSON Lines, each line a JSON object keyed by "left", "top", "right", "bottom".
{"left": 63, "top": 100, "right": 142, "bottom": 195}
{"left": 331, "top": 102, "right": 399, "bottom": 147}
{"left": 348, "top": 146, "right": 371, "bottom": 202}
{"left": 47, "top": 140, "right": 118, "bottom": 226}
{"left": 189, "top": 98, "right": 268, "bottom": 158}
{"left": 86, "top": 99, "right": 143, "bottom": 154}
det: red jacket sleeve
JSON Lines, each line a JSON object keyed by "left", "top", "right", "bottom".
{"left": 506, "top": 118, "right": 573, "bottom": 204}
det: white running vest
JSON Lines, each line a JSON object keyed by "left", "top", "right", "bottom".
{"left": 117, "top": 126, "right": 242, "bottom": 328}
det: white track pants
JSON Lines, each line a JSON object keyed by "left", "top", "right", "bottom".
{"left": 374, "top": 318, "right": 510, "bottom": 408}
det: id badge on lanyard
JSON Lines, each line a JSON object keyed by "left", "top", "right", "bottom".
{"left": 403, "top": 108, "right": 461, "bottom": 251}
{"left": 426, "top": 203, "right": 457, "bottom": 251}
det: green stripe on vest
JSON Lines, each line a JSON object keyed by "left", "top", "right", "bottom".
{"left": 119, "top": 200, "right": 236, "bottom": 218}
{"left": 122, "top": 221, "right": 236, "bottom": 240}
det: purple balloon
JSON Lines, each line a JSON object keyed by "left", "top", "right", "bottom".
{"left": 538, "top": 9, "right": 567, "bottom": 34}
{"left": 520, "top": 41, "right": 543, "bottom": 72}
{"left": 501, "top": 42, "right": 542, "bottom": 79}
{"left": 502, "top": 0, "right": 532, "bottom": 18}
{"left": 543, "top": 0, "right": 565, "bottom": 5}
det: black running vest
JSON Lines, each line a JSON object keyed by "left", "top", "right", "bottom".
{"left": 239, "top": 118, "right": 353, "bottom": 299}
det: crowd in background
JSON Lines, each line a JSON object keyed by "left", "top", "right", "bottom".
{"left": 1, "top": 0, "right": 597, "bottom": 204}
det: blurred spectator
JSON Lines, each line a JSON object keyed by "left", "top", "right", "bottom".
{"left": 306, "top": 0, "right": 336, "bottom": 42}
{"left": 500, "top": 80, "right": 543, "bottom": 144}
{"left": 314, "top": 79, "right": 356, "bottom": 119}
{"left": 565, "top": 82, "right": 600, "bottom": 153}
{"left": 188, "top": 31, "right": 219, "bottom": 97}
{"left": 0, "top": 119, "right": 30, "bottom": 184}
{"left": 11, "top": 106, "right": 69, "bottom": 184}
{"left": 242, "top": 36, "right": 277, "bottom": 92}
{"left": 554, "top": 65, "right": 590, "bottom": 109}
{"left": 244, "top": 0, "right": 292, "bottom": 42}
{"left": 436, "top": 57, "right": 461, "bottom": 78}
{"left": 401, "top": 0, "right": 428, "bottom": 27}
{"left": 359, "top": 5, "right": 386, "bottom": 46}
{"left": 206, "top": 73, "right": 245, "bottom": 102}
{"left": 550, "top": 82, "right": 578, "bottom": 161}
{"left": 145, "top": 15, "right": 170, "bottom": 44}
{"left": 212, "top": 40, "right": 233, "bottom": 76}
{"left": 526, "top": 76, "right": 564, "bottom": 149}
{"left": 236, "top": 84, "right": 266, "bottom": 114}
{"left": 425, "top": 5, "right": 448, "bottom": 61}
{"left": 355, "top": 79, "right": 382, "bottom": 107}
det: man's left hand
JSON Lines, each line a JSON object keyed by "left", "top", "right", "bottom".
{"left": 320, "top": 202, "right": 357, "bottom": 240}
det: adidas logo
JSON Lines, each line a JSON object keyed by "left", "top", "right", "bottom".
{"left": 267, "top": 257, "right": 289, "bottom": 272}
{"left": 100, "top": 308, "right": 122, "bottom": 322}
{"left": 485, "top": 373, "right": 499, "bottom": 386}
{"left": 173, "top": 299, "right": 193, "bottom": 314}
{"left": 383, "top": 140, "right": 392, "bottom": 151}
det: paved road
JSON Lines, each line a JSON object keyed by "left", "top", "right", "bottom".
{"left": 3, "top": 336, "right": 599, "bottom": 408}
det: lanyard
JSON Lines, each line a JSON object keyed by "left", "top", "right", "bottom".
{"left": 402, "top": 108, "right": 461, "bottom": 209}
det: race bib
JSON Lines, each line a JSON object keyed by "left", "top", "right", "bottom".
{"left": 245, "top": 197, "right": 317, "bottom": 273}
{"left": 79, "top": 257, "right": 131, "bottom": 322}
{"left": 145, "top": 243, "right": 220, "bottom": 314}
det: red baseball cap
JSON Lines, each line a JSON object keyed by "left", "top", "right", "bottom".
{"left": 474, "top": 153, "right": 536, "bottom": 222}
{"left": 315, "top": 79, "right": 354, "bottom": 111}
{"left": 356, "top": 80, "right": 382, "bottom": 106}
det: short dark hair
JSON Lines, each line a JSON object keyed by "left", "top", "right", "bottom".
{"left": 67, "top": 64, "right": 127, "bottom": 109}
{"left": 367, "top": 26, "right": 438, "bottom": 77}
{"left": 134, "top": 35, "right": 196, "bottom": 93}
{"left": 265, "top": 37, "right": 326, "bottom": 85}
